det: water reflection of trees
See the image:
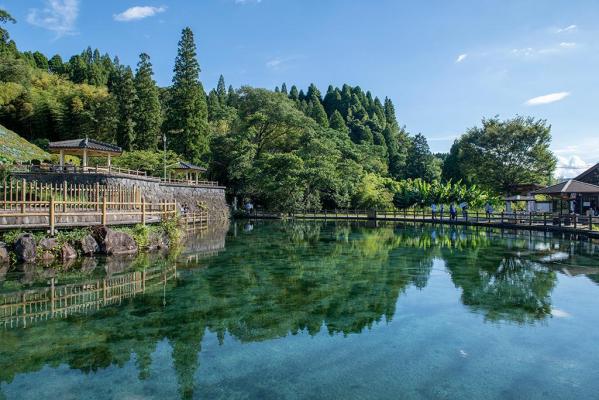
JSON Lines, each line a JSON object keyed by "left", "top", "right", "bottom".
{"left": 0, "top": 221, "right": 577, "bottom": 398}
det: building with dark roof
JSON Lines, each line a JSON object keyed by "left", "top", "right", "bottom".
{"left": 48, "top": 138, "right": 122, "bottom": 169}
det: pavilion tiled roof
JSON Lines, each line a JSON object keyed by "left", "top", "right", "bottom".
{"left": 173, "top": 161, "right": 207, "bottom": 172}
{"left": 48, "top": 138, "right": 122, "bottom": 154}
{"left": 532, "top": 179, "right": 599, "bottom": 195}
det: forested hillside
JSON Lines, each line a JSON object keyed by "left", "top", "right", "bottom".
{"left": 0, "top": 8, "right": 556, "bottom": 211}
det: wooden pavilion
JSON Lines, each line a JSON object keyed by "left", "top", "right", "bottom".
{"left": 170, "top": 161, "right": 207, "bottom": 184}
{"left": 48, "top": 138, "right": 122, "bottom": 171}
{"left": 532, "top": 179, "right": 599, "bottom": 215}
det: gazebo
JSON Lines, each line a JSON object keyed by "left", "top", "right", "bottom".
{"left": 48, "top": 138, "right": 122, "bottom": 171}
{"left": 532, "top": 179, "right": 599, "bottom": 215}
{"left": 170, "top": 161, "right": 207, "bottom": 183}
{"left": 503, "top": 195, "right": 537, "bottom": 213}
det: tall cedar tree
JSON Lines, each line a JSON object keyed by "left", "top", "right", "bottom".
{"left": 165, "top": 27, "right": 209, "bottom": 163}
{"left": 114, "top": 66, "right": 137, "bottom": 151}
{"left": 405, "top": 133, "right": 439, "bottom": 181}
{"left": 309, "top": 93, "right": 329, "bottom": 128}
{"left": 329, "top": 110, "right": 348, "bottom": 134}
{"left": 133, "top": 53, "right": 162, "bottom": 150}
{"left": 216, "top": 75, "right": 227, "bottom": 103}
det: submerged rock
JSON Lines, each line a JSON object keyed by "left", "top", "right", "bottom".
{"left": 38, "top": 237, "right": 58, "bottom": 262}
{"left": 79, "top": 235, "right": 99, "bottom": 255}
{"left": 0, "top": 242, "right": 9, "bottom": 264}
{"left": 39, "top": 237, "right": 58, "bottom": 251}
{"left": 80, "top": 257, "right": 98, "bottom": 272}
{"left": 14, "top": 233, "right": 37, "bottom": 263}
{"left": 61, "top": 243, "right": 77, "bottom": 261}
{"left": 92, "top": 226, "right": 137, "bottom": 256}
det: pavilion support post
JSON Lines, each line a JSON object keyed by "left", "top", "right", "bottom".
{"left": 82, "top": 148, "right": 88, "bottom": 171}
{"left": 107, "top": 154, "right": 112, "bottom": 172}
{"left": 59, "top": 150, "right": 64, "bottom": 167}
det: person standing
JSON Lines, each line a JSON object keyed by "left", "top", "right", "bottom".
{"left": 485, "top": 202, "right": 494, "bottom": 219}
{"left": 450, "top": 203, "right": 457, "bottom": 221}
{"left": 431, "top": 203, "right": 437, "bottom": 220}
{"left": 460, "top": 202, "right": 469, "bottom": 220}
{"left": 440, "top": 204, "right": 445, "bottom": 220}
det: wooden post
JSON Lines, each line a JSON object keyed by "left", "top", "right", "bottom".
{"left": 589, "top": 215, "right": 593, "bottom": 231}
{"left": 529, "top": 212, "right": 532, "bottom": 226}
{"left": 95, "top": 182, "right": 100, "bottom": 211}
{"left": 49, "top": 195, "right": 55, "bottom": 236}
{"left": 501, "top": 212, "right": 504, "bottom": 224}
{"left": 63, "top": 181, "right": 68, "bottom": 212}
{"left": 21, "top": 178, "right": 26, "bottom": 213}
{"left": 141, "top": 197, "right": 146, "bottom": 225}
{"left": 102, "top": 196, "right": 107, "bottom": 226}
{"left": 50, "top": 278, "right": 55, "bottom": 316}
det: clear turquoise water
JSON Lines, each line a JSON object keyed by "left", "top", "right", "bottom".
{"left": 1, "top": 221, "right": 599, "bottom": 399}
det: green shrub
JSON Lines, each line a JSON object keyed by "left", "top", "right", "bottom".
{"left": 160, "top": 216, "right": 182, "bottom": 246}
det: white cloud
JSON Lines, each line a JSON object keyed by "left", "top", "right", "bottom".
{"left": 114, "top": 6, "right": 166, "bottom": 22}
{"left": 556, "top": 24, "right": 577, "bottom": 33}
{"left": 525, "top": 92, "right": 570, "bottom": 106}
{"left": 235, "top": 0, "right": 262, "bottom": 4}
{"left": 511, "top": 41, "right": 577, "bottom": 57}
{"left": 559, "top": 42, "right": 576, "bottom": 48}
{"left": 266, "top": 58, "right": 283, "bottom": 69}
{"left": 26, "top": 0, "right": 79, "bottom": 38}
{"left": 265, "top": 55, "right": 301, "bottom": 71}
{"left": 555, "top": 155, "right": 591, "bottom": 178}
{"left": 455, "top": 53, "right": 467, "bottom": 63}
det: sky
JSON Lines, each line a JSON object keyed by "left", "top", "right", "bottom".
{"left": 3, "top": 0, "right": 599, "bottom": 177}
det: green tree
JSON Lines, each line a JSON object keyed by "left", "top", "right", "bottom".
{"left": 48, "top": 54, "right": 65, "bottom": 75}
{"left": 449, "top": 116, "right": 556, "bottom": 193}
{"left": 133, "top": 53, "right": 162, "bottom": 150}
{"left": 308, "top": 93, "right": 329, "bottom": 128}
{"left": 216, "top": 74, "right": 227, "bottom": 103}
{"left": 113, "top": 66, "right": 137, "bottom": 150}
{"left": 32, "top": 51, "right": 48, "bottom": 71}
{"left": 164, "top": 27, "right": 209, "bottom": 163}
{"left": 329, "top": 110, "right": 348, "bottom": 134}
{"left": 0, "top": 9, "right": 16, "bottom": 52}
{"left": 405, "top": 133, "right": 441, "bottom": 181}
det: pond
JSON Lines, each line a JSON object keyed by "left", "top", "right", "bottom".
{"left": 1, "top": 221, "right": 599, "bottom": 399}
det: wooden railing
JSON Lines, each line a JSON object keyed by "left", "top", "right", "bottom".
{"left": 2, "top": 178, "right": 144, "bottom": 210}
{"left": 246, "top": 209, "right": 599, "bottom": 233}
{"left": 0, "top": 178, "right": 179, "bottom": 233}
{"left": 0, "top": 264, "right": 176, "bottom": 329}
{"left": 180, "top": 208, "right": 210, "bottom": 229}
{"left": 16, "top": 164, "right": 221, "bottom": 186}
{"left": 160, "top": 176, "right": 220, "bottom": 187}
{"left": 20, "top": 163, "right": 150, "bottom": 178}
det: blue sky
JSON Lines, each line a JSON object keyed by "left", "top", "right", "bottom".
{"left": 4, "top": 0, "right": 599, "bottom": 176}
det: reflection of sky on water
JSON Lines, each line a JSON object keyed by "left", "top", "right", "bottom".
{"left": 1, "top": 221, "right": 599, "bottom": 399}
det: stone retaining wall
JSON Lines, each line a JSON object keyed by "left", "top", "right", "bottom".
{"left": 11, "top": 172, "right": 229, "bottom": 221}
